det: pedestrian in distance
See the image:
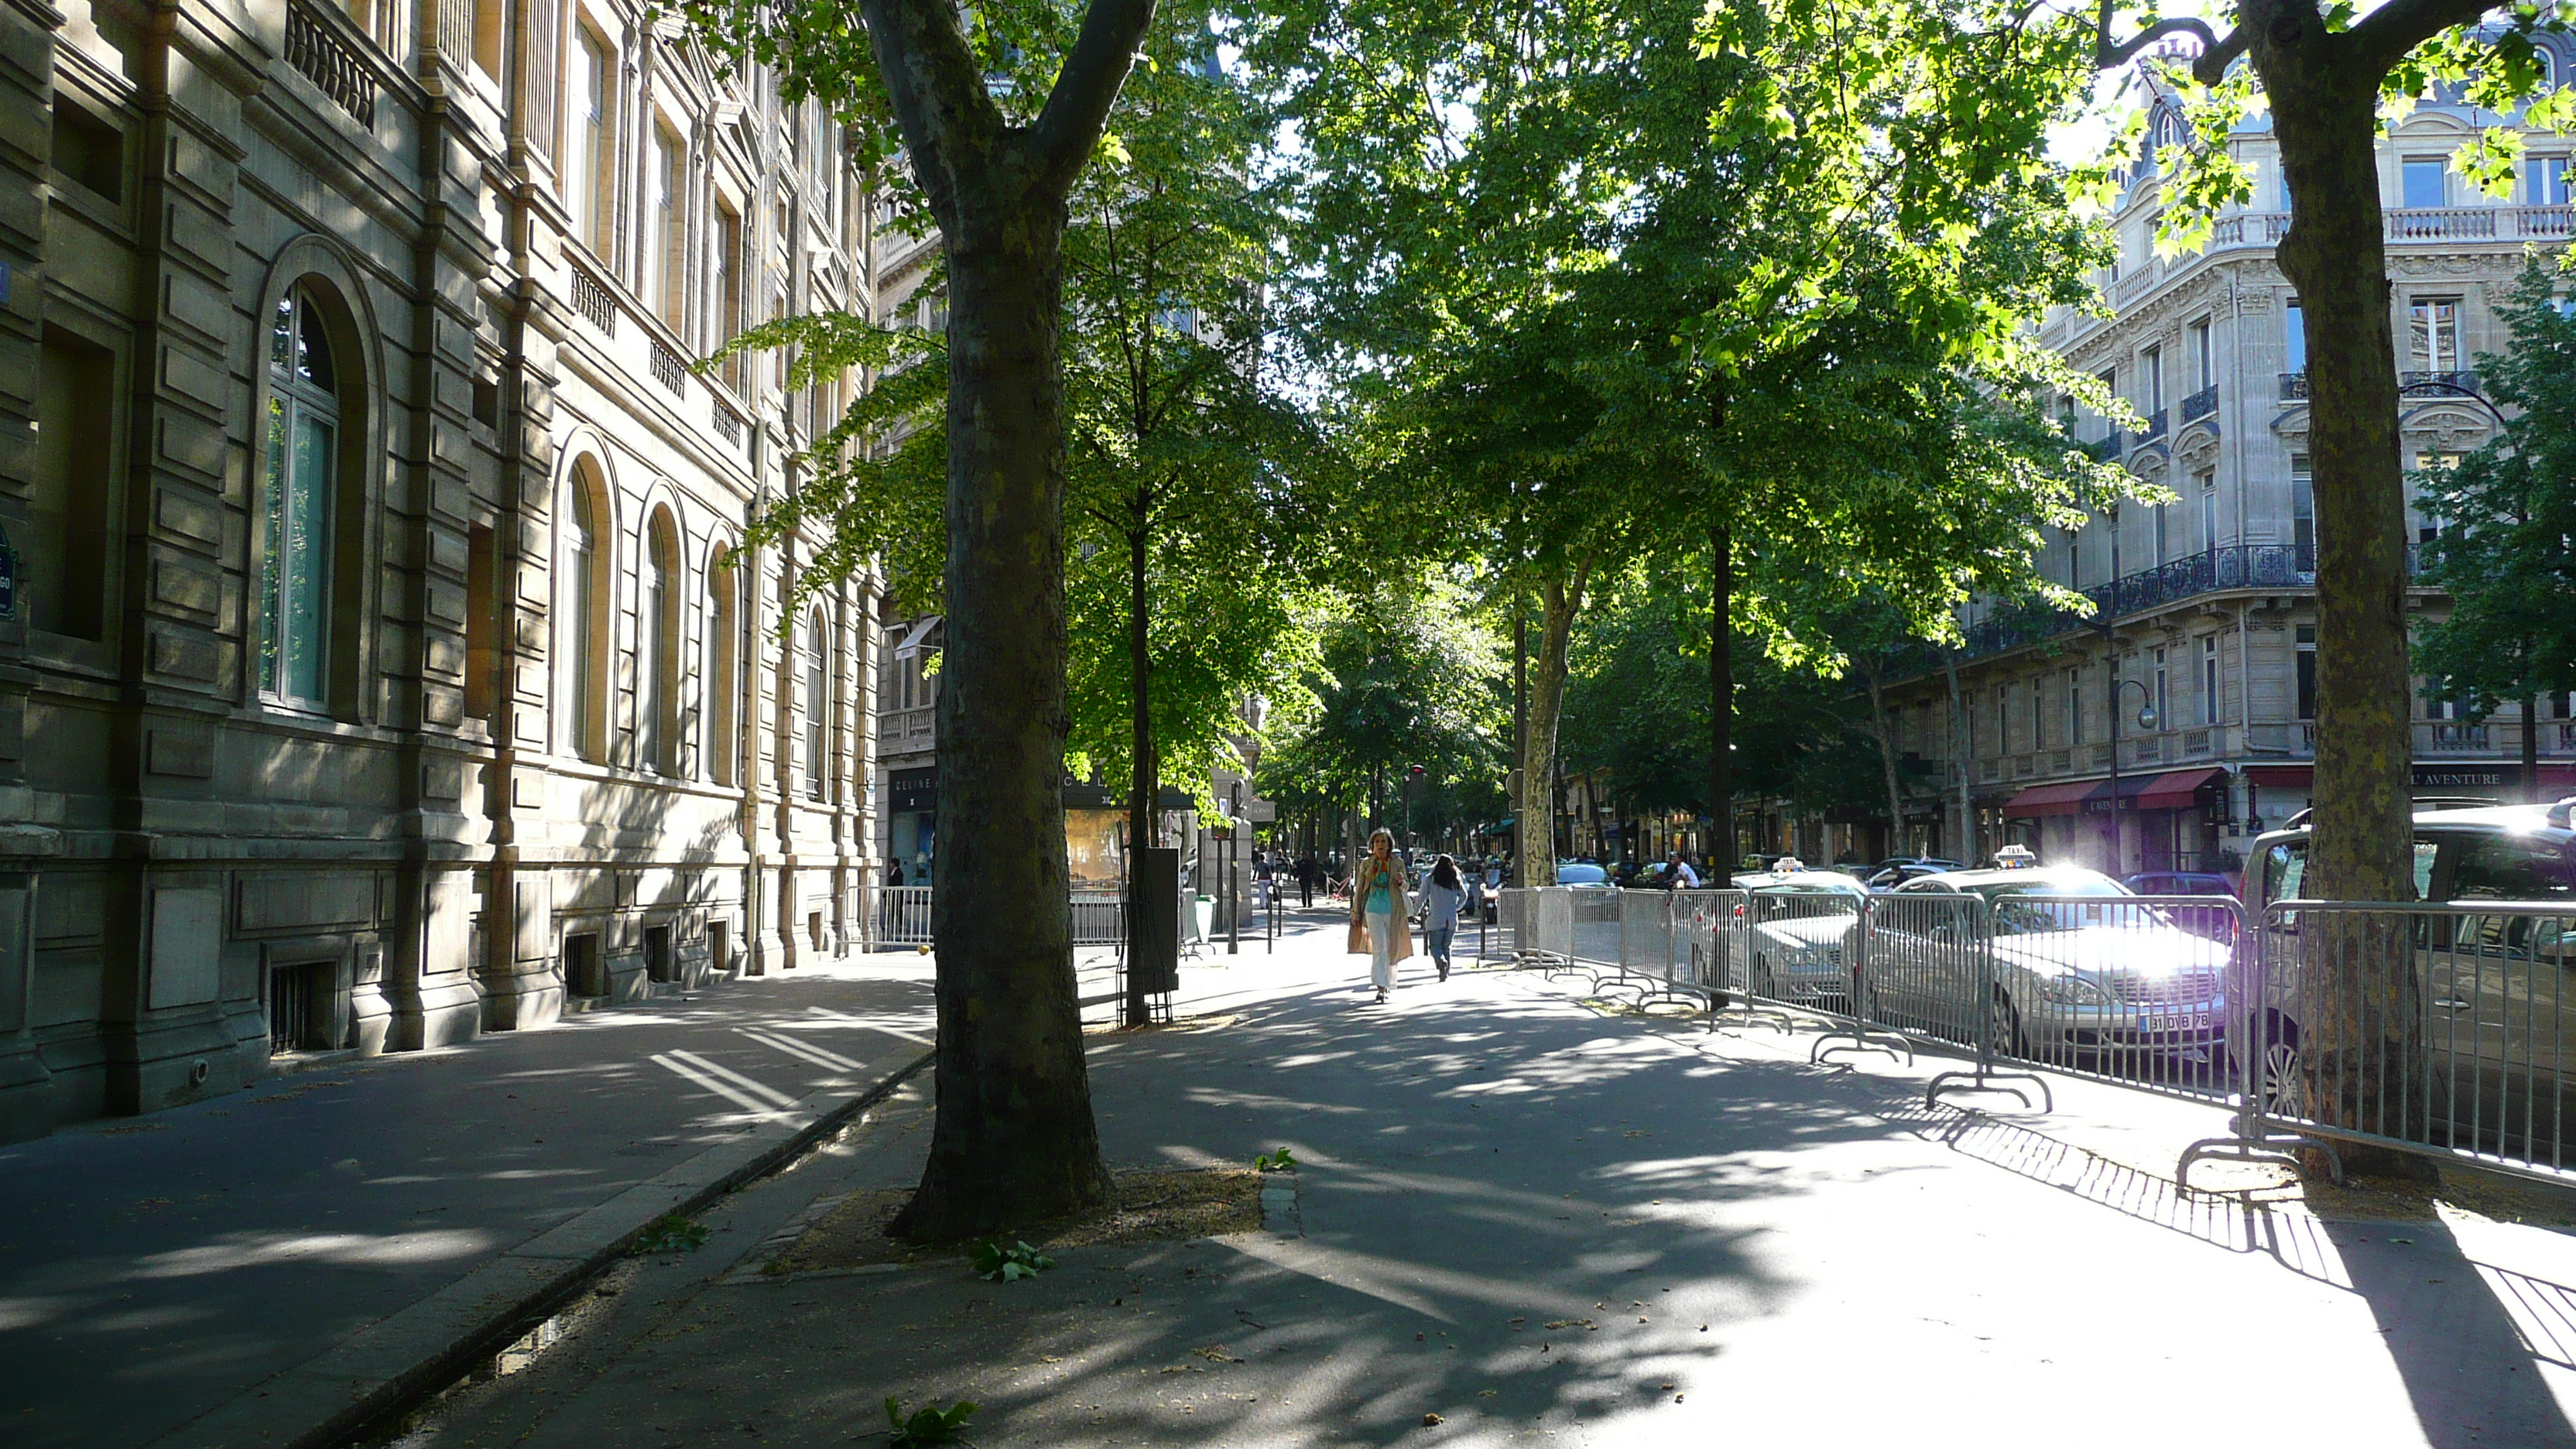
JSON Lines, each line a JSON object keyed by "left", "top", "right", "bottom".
{"left": 1296, "top": 854, "right": 1317, "bottom": 908}
{"left": 1347, "top": 828, "right": 1412, "bottom": 1003}
{"left": 1663, "top": 850, "right": 1699, "bottom": 889}
{"left": 1420, "top": 855, "right": 1466, "bottom": 981}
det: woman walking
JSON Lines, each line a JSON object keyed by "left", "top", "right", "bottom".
{"left": 1420, "top": 855, "right": 1466, "bottom": 981}
{"left": 1348, "top": 829, "right": 1411, "bottom": 1002}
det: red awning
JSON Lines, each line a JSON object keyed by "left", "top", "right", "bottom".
{"left": 2002, "top": 780, "right": 2102, "bottom": 818}
{"left": 2133, "top": 767, "right": 2227, "bottom": 811}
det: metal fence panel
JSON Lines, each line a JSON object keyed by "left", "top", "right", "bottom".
{"left": 2237, "top": 899, "right": 2576, "bottom": 1184}
{"left": 1532, "top": 888, "right": 1574, "bottom": 961}
{"left": 1567, "top": 886, "right": 1622, "bottom": 967}
{"left": 1619, "top": 889, "right": 1673, "bottom": 978}
{"left": 1968, "top": 893, "right": 2239, "bottom": 1107}
{"left": 866, "top": 886, "right": 936, "bottom": 948}
{"left": 1672, "top": 890, "right": 1745, "bottom": 992}
{"left": 1743, "top": 889, "right": 1869, "bottom": 1014}
{"left": 1069, "top": 893, "right": 1126, "bottom": 949}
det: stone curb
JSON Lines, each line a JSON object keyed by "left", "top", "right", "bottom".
{"left": 1261, "top": 1172, "right": 1303, "bottom": 1238}
{"left": 146, "top": 1046, "right": 937, "bottom": 1449}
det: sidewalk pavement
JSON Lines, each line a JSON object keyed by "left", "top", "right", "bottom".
{"left": 399, "top": 921, "right": 2576, "bottom": 1449}
{"left": 0, "top": 956, "right": 937, "bottom": 1449}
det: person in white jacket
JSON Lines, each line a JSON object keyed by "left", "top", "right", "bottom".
{"left": 1348, "top": 830, "right": 1412, "bottom": 1002}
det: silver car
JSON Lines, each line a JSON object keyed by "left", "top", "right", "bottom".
{"left": 1735, "top": 872, "right": 1870, "bottom": 1005}
{"left": 1872, "top": 868, "right": 2231, "bottom": 1068}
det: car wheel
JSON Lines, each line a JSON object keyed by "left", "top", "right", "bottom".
{"left": 2259, "top": 1038, "right": 2307, "bottom": 1119}
{"left": 1987, "top": 990, "right": 2027, "bottom": 1060}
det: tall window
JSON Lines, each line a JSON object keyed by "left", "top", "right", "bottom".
{"left": 2197, "top": 471, "right": 2218, "bottom": 554}
{"left": 641, "top": 510, "right": 679, "bottom": 773}
{"left": 2028, "top": 677, "right": 2043, "bottom": 750}
{"left": 2410, "top": 296, "right": 2461, "bottom": 373}
{"left": 649, "top": 120, "right": 686, "bottom": 328}
{"left": 2296, "top": 625, "right": 2317, "bottom": 721}
{"left": 707, "top": 550, "right": 738, "bottom": 786}
{"left": 2531, "top": 154, "right": 2571, "bottom": 206}
{"left": 262, "top": 289, "right": 340, "bottom": 707}
{"left": 1996, "top": 687, "right": 2009, "bottom": 754}
{"left": 2141, "top": 344, "right": 2163, "bottom": 415}
{"left": 568, "top": 26, "right": 611, "bottom": 252}
{"left": 2201, "top": 635, "right": 2221, "bottom": 726}
{"left": 2153, "top": 502, "right": 2170, "bottom": 564}
{"left": 29, "top": 327, "right": 114, "bottom": 641}
{"left": 564, "top": 471, "right": 605, "bottom": 761}
{"left": 2188, "top": 318, "right": 2212, "bottom": 392}
{"left": 806, "top": 608, "right": 829, "bottom": 800}
{"left": 2065, "top": 669, "right": 2084, "bottom": 747}
{"left": 2151, "top": 647, "right": 2169, "bottom": 728}
{"left": 714, "top": 202, "right": 745, "bottom": 392}
{"left": 2291, "top": 454, "right": 2316, "bottom": 571}
{"left": 2402, "top": 156, "right": 2448, "bottom": 209}
{"left": 2285, "top": 299, "right": 2306, "bottom": 375}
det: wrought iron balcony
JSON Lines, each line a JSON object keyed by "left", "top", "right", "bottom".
{"left": 2139, "top": 408, "right": 2168, "bottom": 441}
{"left": 2400, "top": 369, "right": 2482, "bottom": 397}
{"left": 2180, "top": 385, "right": 2218, "bottom": 423}
{"left": 1956, "top": 543, "right": 2430, "bottom": 662}
{"left": 2280, "top": 371, "right": 2309, "bottom": 399}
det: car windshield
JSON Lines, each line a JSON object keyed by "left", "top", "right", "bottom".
{"left": 1762, "top": 881, "right": 1858, "bottom": 896}
{"left": 1951, "top": 876, "right": 2139, "bottom": 934}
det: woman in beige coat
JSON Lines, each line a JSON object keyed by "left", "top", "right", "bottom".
{"left": 1348, "top": 828, "right": 1412, "bottom": 1002}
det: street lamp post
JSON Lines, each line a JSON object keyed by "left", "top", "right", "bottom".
{"left": 2105, "top": 670, "right": 2160, "bottom": 876}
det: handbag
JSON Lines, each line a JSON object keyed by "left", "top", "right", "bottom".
{"left": 1348, "top": 917, "right": 1370, "bottom": 954}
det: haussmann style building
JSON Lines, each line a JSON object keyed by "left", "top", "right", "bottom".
{"left": 0, "top": 0, "right": 899, "bottom": 1140}
{"left": 1847, "top": 58, "right": 2576, "bottom": 880}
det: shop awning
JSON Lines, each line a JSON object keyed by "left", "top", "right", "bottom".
{"left": 2245, "top": 764, "right": 2311, "bottom": 789}
{"left": 2132, "top": 767, "right": 2227, "bottom": 811}
{"left": 2001, "top": 780, "right": 2100, "bottom": 818}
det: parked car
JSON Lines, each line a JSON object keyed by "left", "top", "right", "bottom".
{"left": 1738, "top": 872, "right": 1871, "bottom": 1005}
{"left": 2249, "top": 800, "right": 2576, "bottom": 1154}
{"left": 1870, "top": 867, "right": 2229, "bottom": 1067}
{"left": 1865, "top": 856, "right": 1964, "bottom": 890}
{"left": 1556, "top": 861, "right": 1608, "bottom": 885}
{"left": 2122, "top": 871, "right": 2237, "bottom": 898}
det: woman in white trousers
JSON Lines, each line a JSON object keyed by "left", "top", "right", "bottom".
{"left": 1348, "top": 828, "right": 1412, "bottom": 1002}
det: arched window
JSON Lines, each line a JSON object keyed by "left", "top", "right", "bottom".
{"left": 562, "top": 464, "right": 609, "bottom": 762}
{"left": 806, "top": 607, "right": 829, "bottom": 801}
{"left": 641, "top": 508, "right": 680, "bottom": 774}
{"left": 261, "top": 287, "right": 342, "bottom": 708}
{"left": 707, "top": 546, "right": 738, "bottom": 786}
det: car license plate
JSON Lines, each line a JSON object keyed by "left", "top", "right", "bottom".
{"left": 2140, "top": 1014, "right": 2198, "bottom": 1033}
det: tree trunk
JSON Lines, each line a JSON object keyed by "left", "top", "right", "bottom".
{"left": 1865, "top": 666, "right": 1905, "bottom": 858}
{"left": 1519, "top": 565, "right": 1590, "bottom": 887}
{"left": 1945, "top": 649, "right": 1974, "bottom": 865}
{"left": 1123, "top": 514, "right": 1155, "bottom": 1028}
{"left": 1514, "top": 598, "right": 1529, "bottom": 883}
{"left": 2255, "top": 10, "right": 2427, "bottom": 1168}
{"left": 2526, "top": 693, "right": 2543, "bottom": 804}
{"left": 1709, "top": 524, "right": 1732, "bottom": 872}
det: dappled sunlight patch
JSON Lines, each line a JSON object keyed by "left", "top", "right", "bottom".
{"left": 128, "top": 1228, "right": 495, "bottom": 1279}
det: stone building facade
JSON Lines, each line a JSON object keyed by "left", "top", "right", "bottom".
{"left": 1860, "top": 61, "right": 2576, "bottom": 879}
{"left": 0, "top": 0, "right": 885, "bottom": 1140}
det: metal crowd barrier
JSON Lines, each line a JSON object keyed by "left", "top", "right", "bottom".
{"left": 862, "top": 887, "right": 1130, "bottom": 954}
{"left": 1069, "top": 892, "right": 1126, "bottom": 950}
{"left": 2180, "top": 897, "right": 2576, "bottom": 1189}
{"left": 865, "top": 885, "right": 937, "bottom": 948}
{"left": 1496, "top": 880, "right": 2576, "bottom": 1191}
